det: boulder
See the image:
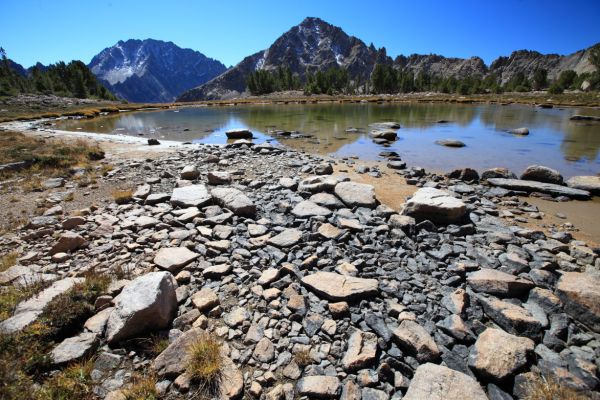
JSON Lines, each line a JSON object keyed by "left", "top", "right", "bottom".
{"left": 207, "top": 171, "right": 232, "bottom": 185}
{"left": 370, "top": 130, "right": 398, "bottom": 141}
{"left": 486, "top": 178, "right": 590, "bottom": 199}
{"left": 467, "top": 268, "right": 534, "bottom": 297}
{"left": 180, "top": 165, "right": 200, "bottom": 180}
{"left": 520, "top": 165, "right": 563, "bottom": 185}
{"left": 401, "top": 187, "right": 467, "bottom": 224}
{"left": 508, "top": 127, "right": 529, "bottom": 135}
{"left": 153, "top": 327, "right": 204, "bottom": 378}
{"left": 49, "top": 232, "right": 85, "bottom": 255}
{"left": 435, "top": 139, "right": 465, "bottom": 147}
{"left": 301, "top": 271, "right": 378, "bottom": 302}
{"left": 556, "top": 272, "right": 600, "bottom": 333}
{"left": 153, "top": 247, "right": 199, "bottom": 272}
{"left": 191, "top": 287, "right": 219, "bottom": 312}
{"left": 292, "top": 200, "right": 332, "bottom": 218}
{"left": 447, "top": 167, "right": 479, "bottom": 181}
{"left": 477, "top": 295, "right": 543, "bottom": 337}
{"left": 51, "top": 332, "right": 98, "bottom": 365}
{"left": 106, "top": 272, "right": 178, "bottom": 344}
{"left": 225, "top": 129, "right": 252, "bottom": 139}
{"left": 211, "top": 187, "right": 256, "bottom": 218}
{"left": 481, "top": 167, "right": 517, "bottom": 180}
{"left": 171, "top": 185, "right": 212, "bottom": 208}
{"left": 468, "top": 328, "right": 534, "bottom": 381}
{"left": 297, "top": 376, "right": 340, "bottom": 399}
{"left": 403, "top": 363, "right": 487, "bottom": 400}
{"left": 342, "top": 329, "right": 378, "bottom": 371}
{"left": 334, "top": 182, "right": 377, "bottom": 208}
{"left": 566, "top": 176, "right": 600, "bottom": 195}
{"left": 298, "top": 176, "right": 340, "bottom": 193}
{"left": 393, "top": 320, "right": 440, "bottom": 362}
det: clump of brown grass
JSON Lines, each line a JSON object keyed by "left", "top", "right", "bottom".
{"left": 294, "top": 349, "right": 313, "bottom": 367}
{"left": 122, "top": 372, "right": 158, "bottom": 400}
{"left": 186, "top": 335, "right": 223, "bottom": 386}
{"left": 0, "top": 251, "right": 19, "bottom": 272}
{"left": 112, "top": 189, "right": 133, "bottom": 205}
{"left": 36, "top": 358, "right": 95, "bottom": 400}
{"left": 0, "top": 280, "right": 49, "bottom": 322}
{"left": 522, "top": 372, "right": 591, "bottom": 400}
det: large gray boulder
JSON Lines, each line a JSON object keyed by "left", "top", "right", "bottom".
{"left": 403, "top": 363, "right": 487, "bottom": 400}
{"left": 401, "top": 187, "right": 467, "bottom": 224}
{"left": 170, "top": 185, "right": 212, "bottom": 208}
{"left": 106, "top": 272, "right": 178, "bottom": 344}
{"left": 334, "top": 181, "right": 377, "bottom": 208}
{"left": 520, "top": 165, "right": 563, "bottom": 185}
{"left": 211, "top": 187, "right": 256, "bottom": 218}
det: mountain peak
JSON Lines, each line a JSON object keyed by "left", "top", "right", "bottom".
{"left": 89, "top": 39, "right": 226, "bottom": 102}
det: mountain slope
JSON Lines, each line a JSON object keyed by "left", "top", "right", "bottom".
{"left": 177, "top": 17, "right": 390, "bottom": 101}
{"left": 394, "top": 54, "right": 487, "bottom": 79}
{"left": 489, "top": 47, "right": 595, "bottom": 85}
{"left": 89, "top": 39, "right": 226, "bottom": 103}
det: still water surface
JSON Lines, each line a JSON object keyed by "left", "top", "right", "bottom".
{"left": 56, "top": 103, "right": 600, "bottom": 177}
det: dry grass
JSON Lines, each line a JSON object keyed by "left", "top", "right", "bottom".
{"left": 36, "top": 358, "right": 95, "bottom": 400}
{"left": 186, "top": 335, "right": 223, "bottom": 385}
{"left": 0, "top": 280, "right": 49, "bottom": 322}
{"left": 294, "top": 349, "right": 313, "bottom": 367}
{"left": 122, "top": 372, "right": 158, "bottom": 400}
{"left": 0, "top": 251, "right": 18, "bottom": 272}
{"left": 523, "top": 373, "right": 592, "bottom": 400}
{"left": 112, "top": 189, "right": 134, "bottom": 205}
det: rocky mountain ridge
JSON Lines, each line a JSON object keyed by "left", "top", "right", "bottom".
{"left": 88, "top": 39, "right": 226, "bottom": 103}
{"left": 177, "top": 17, "right": 597, "bottom": 101}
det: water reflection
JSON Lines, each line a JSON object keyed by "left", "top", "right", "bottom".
{"left": 55, "top": 103, "right": 600, "bottom": 177}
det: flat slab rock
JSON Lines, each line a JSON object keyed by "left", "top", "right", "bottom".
{"left": 153, "top": 247, "right": 199, "bottom": 272}
{"left": 301, "top": 271, "right": 378, "bottom": 302}
{"left": 556, "top": 272, "right": 600, "bottom": 333}
{"left": 403, "top": 363, "right": 487, "bottom": 400}
{"left": 334, "top": 181, "right": 377, "bottom": 208}
{"left": 393, "top": 320, "right": 440, "bottom": 362}
{"left": 342, "top": 329, "right": 378, "bottom": 371}
{"left": 51, "top": 332, "right": 98, "bottom": 365}
{"left": 297, "top": 375, "right": 340, "bottom": 398}
{"left": 292, "top": 200, "right": 332, "bottom": 217}
{"left": 467, "top": 268, "right": 534, "bottom": 297}
{"left": 211, "top": 187, "right": 256, "bottom": 218}
{"left": 0, "top": 277, "right": 84, "bottom": 334}
{"left": 170, "top": 184, "right": 212, "bottom": 208}
{"left": 267, "top": 228, "right": 302, "bottom": 248}
{"left": 487, "top": 178, "right": 590, "bottom": 199}
{"left": 401, "top": 187, "right": 467, "bottom": 224}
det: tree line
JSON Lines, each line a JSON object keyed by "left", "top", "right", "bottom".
{"left": 0, "top": 47, "right": 116, "bottom": 100}
{"left": 246, "top": 44, "right": 600, "bottom": 96}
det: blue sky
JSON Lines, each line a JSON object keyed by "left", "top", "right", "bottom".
{"left": 2, "top": 0, "right": 599, "bottom": 68}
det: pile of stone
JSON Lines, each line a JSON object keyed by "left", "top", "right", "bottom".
{"left": 1, "top": 140, "right": 599, "bottom": 399}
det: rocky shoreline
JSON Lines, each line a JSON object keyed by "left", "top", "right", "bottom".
{"left": 0, "top": 124, "right": 599, "bottom": 399}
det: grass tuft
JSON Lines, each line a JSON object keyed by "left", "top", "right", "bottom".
{"left": 112, "top": 189, "right": 134, "bottom": 205}
{"left": 122, "top": 372, "right": 158, "bottom": 400}
{"left": 186, "top": 334, "right": 223, "bottom": 385}
{"left": 36, "top": 358, "right": 95, "bottom": 400}
{"left": 0, "top": 251, "right": 19, "bottom": 273}
{"left": 523, "top": 372, "right": 591, "bottom": 400}
{"left": 294, "top": 349, "right": 313, "bottom": 367}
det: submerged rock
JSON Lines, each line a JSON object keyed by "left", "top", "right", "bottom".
{"left": 435, "top": 139, "right": 465, "bottom": 147}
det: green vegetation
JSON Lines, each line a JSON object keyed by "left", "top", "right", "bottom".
{"left": 246, "top": 66, "right": 301, "bottom": 95}
{"left": 0, "top": 47, "right": 115, "bottom": 100}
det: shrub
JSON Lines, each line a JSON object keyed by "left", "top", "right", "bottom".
{"left": 112, "top": 189, "right": 134, "bottom": 205}
{"left": 548, "top": 83, "right": 564, "bottom": 94}
{"left": 522, "top": 372, "right": 590, "bottom": 400}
